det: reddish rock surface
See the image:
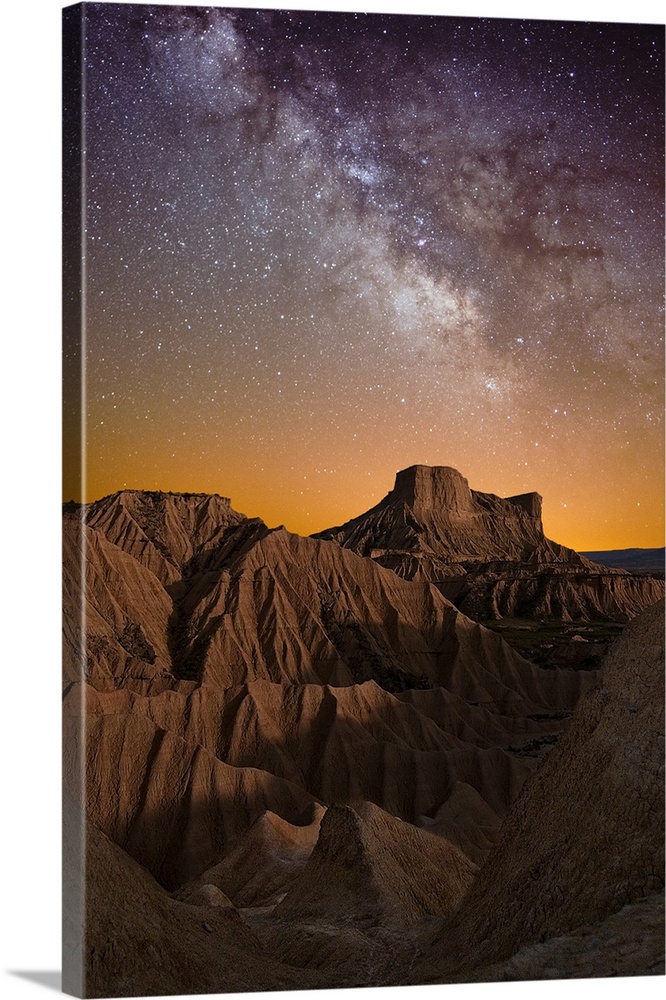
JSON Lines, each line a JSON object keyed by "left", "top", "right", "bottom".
{"left": 315, "top": 465, "right": 664, "bottom": 621}
{"left": 62, "top": 484, "right": 663, "bottom": 994}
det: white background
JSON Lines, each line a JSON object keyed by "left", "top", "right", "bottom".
{"left": 0, "top": 1, "right": 663, "bottom": 998}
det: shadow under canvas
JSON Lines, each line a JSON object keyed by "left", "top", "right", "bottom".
{"left": 8, "top": 972, "right": 62, "bottom": 993}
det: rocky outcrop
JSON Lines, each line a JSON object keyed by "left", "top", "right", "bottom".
{"left": 440, "top": 562, "right": 665, "bottom": 623}
{"left": 315, "top": 465, "right": 664, "bottom": 622}
{"left": 63, "top": 702, "right": 318, "bottom": 889}
{"left": 65, "top": 493, "right": 594, "bottom": 695}
{"left": 64, "top": 489, "right": 595, "bottom": 898}
{"left": 176, "top": 806, "right": 326, "bottom": 908}
{"left": 82, "top": 810, "right": 319, "bottom": 997}
{"left": 316, "top": 465, "right": 572, "bottom": 565}
{"left": 81, "top": 489, "right": 263, "bottom": 583}
{"left": 275, "top": 801, "right": 477, "bottom": 926}
{"left": 480, "top": 894, "right": 665, "bottom": 981}
{"left": 64, "top": 653, "right": 586, "bottom": 889}
{"left": 62, "top": 493, "right": 268, "bottom": 687}
{"left": 411, "top": 600, "right": 665, "bottom": 983}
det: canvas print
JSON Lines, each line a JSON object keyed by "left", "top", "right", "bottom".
{"left": 62, "top": 2, "right": 665, "bottom": 997}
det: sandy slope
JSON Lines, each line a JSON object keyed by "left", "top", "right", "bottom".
{"left": 82, "top": 813, "right": 320, "bottom": 997}
{"left": 411, "top": 600, "right": 665, "bottom": 982}
{"left": 275, "top": 801, "right": 477, "bottom": 926}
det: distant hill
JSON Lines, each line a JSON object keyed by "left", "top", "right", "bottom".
{"left": 314, "top": 465, "right": 664, "bottom": 621}
{"left": 581, "top": 548, "right": 665, "bottom": 573}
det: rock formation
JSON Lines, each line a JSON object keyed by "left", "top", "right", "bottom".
{"left": 63, "top": 490, "right": 595, "bottom": 891}
{"left": 62, "top": 484, "right": 663, "bottom": 993}
{"left": 410, "top": 600, "right": 665, "bottom": 983}
{"left": 82, "top": 810, "right": 321, "bottom": 997}
{"left": 315, "top": 465, "right": 664, "bottom": 622}
{"left": 275, "top": 801, "right": 477, "bottom": 926}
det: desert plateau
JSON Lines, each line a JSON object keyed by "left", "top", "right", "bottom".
{"left": 62, "top": 465, "right": 665, "bottom": 996}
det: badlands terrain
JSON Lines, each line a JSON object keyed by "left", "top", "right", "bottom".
{"left": 62, "top": 466, "right": 664, "bottom": 996}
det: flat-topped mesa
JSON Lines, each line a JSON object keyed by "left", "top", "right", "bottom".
{"left": 386, "top": 467, "right": 543, "bottom": 527}
{"left": 315, "top": 465, "right": 665, "bottom": 621}
{"left": 389, "top": 465, "right": 476, "bottom": 518}
{"left": 316, "top": 465, "right": 557, "bottom": 562}
{"left": 386, "top": 467, "right": 557, "bottom": 564}
{"left": 95, "top": 488, "right": 236, "bottom": 510}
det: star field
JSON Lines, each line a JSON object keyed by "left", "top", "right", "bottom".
{"left": 64, "top": 3, "right": 665, "bottom": 548}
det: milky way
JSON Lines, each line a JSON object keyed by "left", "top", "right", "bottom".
{"left": 64, "top": 3, "right": 664, "bottom": 548}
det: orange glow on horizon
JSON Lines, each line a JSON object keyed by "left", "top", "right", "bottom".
{"left": 63, "top": 9, "right": 665, "bottom": 560}
{"left": 67, "top": 425, "right": 665, "bottom": 553}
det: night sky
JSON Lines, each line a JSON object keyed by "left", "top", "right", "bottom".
{"left": 64, "top": 2, "right": 665, "bottom": 549}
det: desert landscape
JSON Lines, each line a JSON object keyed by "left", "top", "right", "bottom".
{"left": 61, "top": 6, "right": 664, "bottom": 997}
{"left": 62, "top": 465, "right": 664, "bottom": 996}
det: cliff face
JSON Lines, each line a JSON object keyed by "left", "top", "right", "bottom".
{"left": 315, "top": 465, "right": 663, "bottom": 622}
{"left": 316, "top": 465, "right": 570, "bottom": 565}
